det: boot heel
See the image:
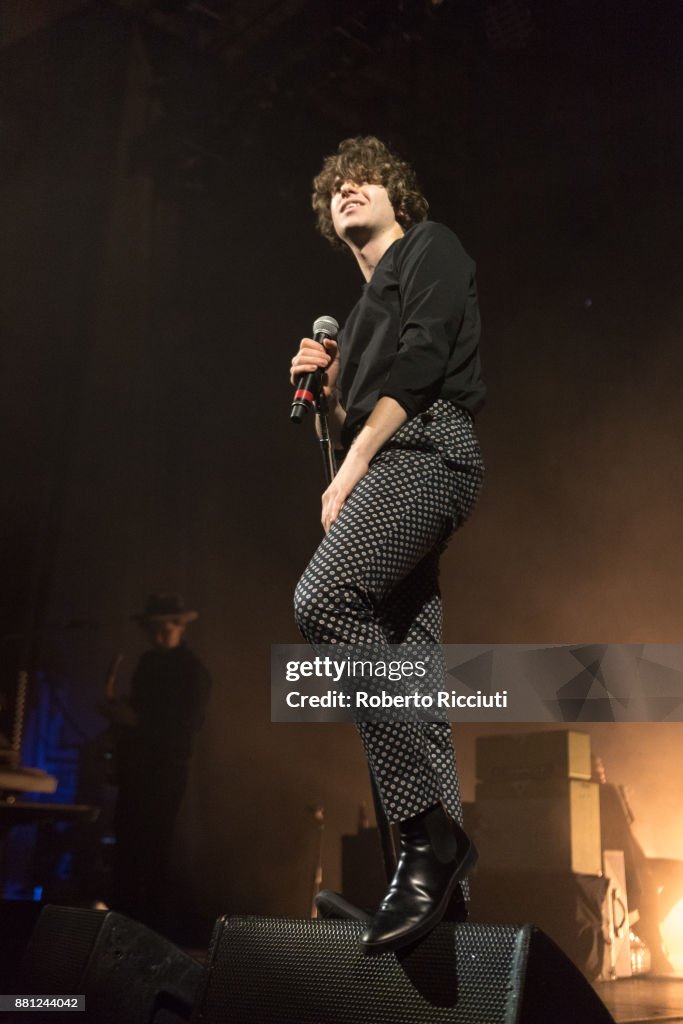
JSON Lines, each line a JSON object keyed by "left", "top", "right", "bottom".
{"left": 461, "top": 838, "right": 478, "bottom": 875}
{"left": 442, "top": 886, "right": 469, "bottom": 923}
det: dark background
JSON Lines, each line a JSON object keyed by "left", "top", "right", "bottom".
{"left": 0, "top": 0, "right": 681, "bottom": 928}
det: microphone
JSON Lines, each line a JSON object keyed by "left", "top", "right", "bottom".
{"left": 290, "top": 315, "right": 339, "bottom": 424}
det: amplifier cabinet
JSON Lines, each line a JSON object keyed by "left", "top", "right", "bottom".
{"left": 476, "top": 730, "right": 592, "bottom": 783}
{"left": 474, "top": 777, "right": 602, "bottom": 875}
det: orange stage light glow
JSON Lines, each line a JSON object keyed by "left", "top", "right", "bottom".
{"left": 660, "top": 900, "right": 683, "bottom": 974}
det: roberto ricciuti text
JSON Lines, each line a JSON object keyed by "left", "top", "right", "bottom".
{"left": 284, "top": 689, "right": 508, "bottom": 709}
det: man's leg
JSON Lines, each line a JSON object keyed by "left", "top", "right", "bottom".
{"left": 294, "top": 446, "right": 476, "bottom": 952}
{"left": 377, "top": 549, "right": 464, "bottom": 827}
{"left": 368, "top": 547, "right": 468, "bottom": 909}
{"left": 294, "top": 448, "right": 458, "bottom": 820}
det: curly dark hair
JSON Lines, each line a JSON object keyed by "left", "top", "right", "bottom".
{"left": 312, "top": 136, "right": 429, "bottom": 249}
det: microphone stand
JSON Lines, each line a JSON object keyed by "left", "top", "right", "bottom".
{"left": 313, "top": 394, "right": 398, "bottom": 884}
{"left": 314, "top": 392, "right": 337, "bottom": 486}
{"left": 309, "top": 803, "right": 325, "bottom": 919}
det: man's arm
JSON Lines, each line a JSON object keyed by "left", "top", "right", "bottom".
{"left": 320, "top": 395, "right": 406, "bottom": 532}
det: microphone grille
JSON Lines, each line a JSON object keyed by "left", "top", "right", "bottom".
{"left": 312, "top": 315, "right": 339, "bottom": 339}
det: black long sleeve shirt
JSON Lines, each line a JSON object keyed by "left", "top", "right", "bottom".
{"left": 337, "top": 221, "right": 486, "bottom": 447}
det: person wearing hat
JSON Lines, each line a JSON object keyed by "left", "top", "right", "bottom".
{"left": 102, "top": 593, "right": 210, "bottom": 932}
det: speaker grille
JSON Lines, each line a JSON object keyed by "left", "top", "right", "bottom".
{"left": 21, "top": 906, "right": 105, "bottom": 994}
{"left": 198, "top": 917, "right": 528, "bottom": 1023}
{"left": 20, "top": 906, "right": 202, "bottom": 1024}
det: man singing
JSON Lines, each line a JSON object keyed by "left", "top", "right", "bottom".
{"left": 290, "top": 137, "right": 486, "bottom": 954}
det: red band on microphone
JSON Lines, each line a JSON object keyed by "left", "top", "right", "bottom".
{"left": 294, "top": 388, "right": 315, "bottom": 403}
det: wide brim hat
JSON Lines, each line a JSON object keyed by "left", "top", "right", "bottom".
{"left": 131, "top": 593, "right": 199, "bottom": 625}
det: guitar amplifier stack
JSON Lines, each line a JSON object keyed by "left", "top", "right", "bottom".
{"left": 468, "top": 730, "right": 609, "bottom": 979}
{"left": 473, "top": 730, "right": 600, "bottom": 875}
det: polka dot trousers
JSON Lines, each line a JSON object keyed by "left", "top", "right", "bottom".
{"left": 294, "top": 401, "right": 484, "bottom": 831}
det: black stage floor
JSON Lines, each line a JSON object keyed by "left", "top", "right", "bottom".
{"left": 594, "top": 975, "right": 683, "bottom": 1024}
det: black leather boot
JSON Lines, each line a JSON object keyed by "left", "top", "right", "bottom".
{"left": 359, "top": 804, "right": 477, "bottom": 955}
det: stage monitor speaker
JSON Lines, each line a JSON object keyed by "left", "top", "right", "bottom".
{"left": 194, "top": 916, "right": 616, "bottom": 1024}
{"left": 16, "top": 905, "right": 202, "bottom": 1023}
